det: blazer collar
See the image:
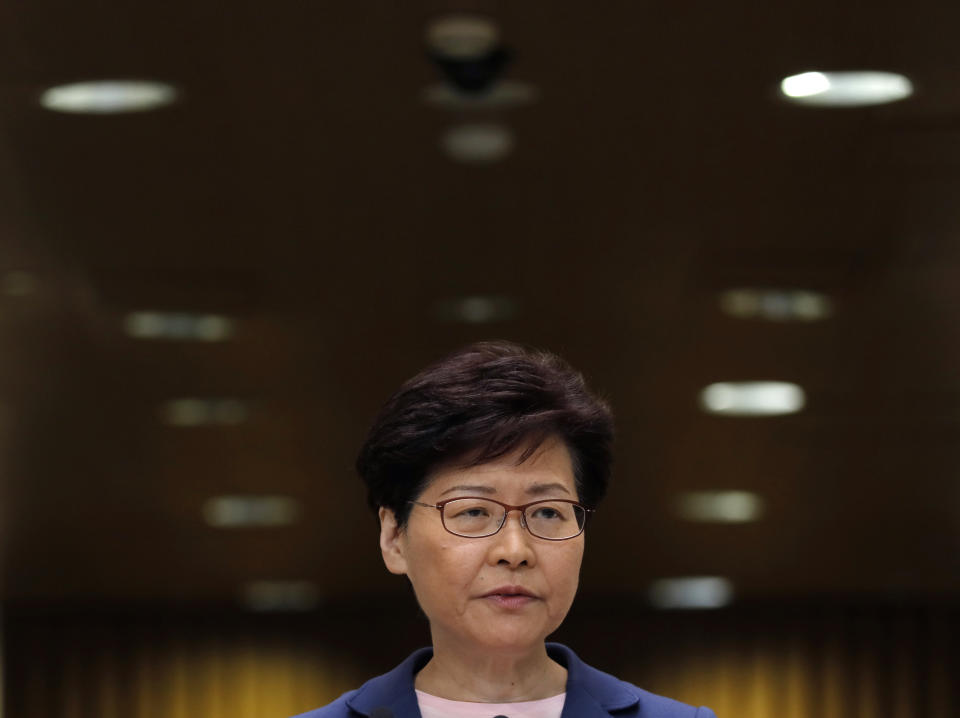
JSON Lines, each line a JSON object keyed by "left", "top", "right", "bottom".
{"left": 550, "top": 643, "right": 639, "bottom": 716}
{"left": 346, "top": 643, "right": 639, "bottom": 718}
{"left": 346, "top": 646, "right": 431, "bottom": 718}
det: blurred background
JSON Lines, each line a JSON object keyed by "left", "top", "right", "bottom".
{"left": 1, "top": 1, "right": 958, "bottom": 716}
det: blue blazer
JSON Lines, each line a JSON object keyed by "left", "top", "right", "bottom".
{"left": 293, "top": 643, "right": 717, "bottom": 718}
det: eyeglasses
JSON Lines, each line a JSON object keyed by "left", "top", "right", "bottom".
{"left": 408, "top": 497, "right": 592, "bottom": 541}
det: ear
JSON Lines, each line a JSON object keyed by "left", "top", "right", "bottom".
{"left": 379, "top": 507, "right": 409, "bottom": 575}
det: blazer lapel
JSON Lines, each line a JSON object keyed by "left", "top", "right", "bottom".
{"left": 548, "top": 643, "right": 639, "bottom": 718}
{"left": 346, "top": 648, "right": 432, "bottom": 718}
{"left": 560, "top": 683, "right": 619, "bottom": 718}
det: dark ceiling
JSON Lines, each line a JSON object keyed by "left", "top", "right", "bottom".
{"left": 1, "top": 0, "right": 959, "bottom": 607}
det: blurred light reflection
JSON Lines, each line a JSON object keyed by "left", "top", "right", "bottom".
{"left": 780, "top": 71, "right": 912, "bottom": 106}
{"left": 649, "top": 577, "right": 734, "bottom": 609}
{"left": 160, "top": 398, "right": 248, "bottom": 427}
{"left": 40, "top": 80, "right": 178, "bottom": 113}
{"left": 700, "top": 382, "right": 805, "bottom": 416}
{"left": 676, "top": 491, "right": 765, "bottom": 523}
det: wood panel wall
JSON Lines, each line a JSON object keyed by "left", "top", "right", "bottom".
{"left": 573, "top": 605, "right": 960, "bottom": 718}
{"left": 4, "top": 601, "right": 958, "bottom": 718}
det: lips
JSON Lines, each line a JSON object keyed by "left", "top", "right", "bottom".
{"left": 482, "top": 585, "right": 537, "bottom": 599}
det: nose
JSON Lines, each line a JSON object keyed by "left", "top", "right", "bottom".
{"left": 488, "top": 509, "right": 536, "bottom": 568}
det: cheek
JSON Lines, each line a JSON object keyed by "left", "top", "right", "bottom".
{"left": 552, "top": 545, "right": 585, "bottom": 594}
{"left": 409, "top": 537, "right": 484, "bottom": 593}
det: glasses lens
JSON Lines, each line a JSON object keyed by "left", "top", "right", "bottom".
{"left": 525, "top": 500, "right": 586, "bottom": 540}
{"left": 442, "top": 498, "right": 505, "bottom": 537}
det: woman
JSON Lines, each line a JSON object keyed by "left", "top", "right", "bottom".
{"left": 298, "top": 341, "right": 716, "bottom": 718}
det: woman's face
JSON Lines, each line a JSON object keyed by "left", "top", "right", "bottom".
{"left": 379, "top": 436, "right": 585, "bottom": 655}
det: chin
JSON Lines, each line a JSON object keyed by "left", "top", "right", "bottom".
{"left": 470, "top": 625, "right": 552, "bottom": 652}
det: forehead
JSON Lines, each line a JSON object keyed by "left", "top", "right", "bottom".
{"left": 423, "top": 438, "right": 577, "bottom": 497}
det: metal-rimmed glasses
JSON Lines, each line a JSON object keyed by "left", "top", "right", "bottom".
{"left": 408, "top": 497, "right": 593, "bottom": 540}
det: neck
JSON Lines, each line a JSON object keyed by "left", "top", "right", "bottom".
{"left": 414, "top": 637, "right": 567, "bottom": 702}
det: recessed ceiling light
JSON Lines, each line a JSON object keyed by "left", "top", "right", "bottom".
{"left": 40, "top": 80, "right": 178, "bottom": 114}
{"left": 649, "top": 576, "right": 734, "bottom": 610}
{"left": 426, "top": 15, "right": 500, "bottom": 60}
{"left": 124, "top": 311, "right": 235, "bottom": 341}
{"left": 422, "top": 80, "right": 538, "bottom": 110}
{"left": 434, "top": 295, "right": 518, "bottom": 323}
{"left": 719, "top": 288, "right": 833, "bottom": 321}
{"left": 160, "top": 398, "right": 248, "bottom": 427}
{"left": 203, "top": 495, "right": 300, "bottom": 528}
{"left": 675, "top": 491, "right": 765, "bottom": 523}
{"left": 780, "top": 71, "right": 912, "bottom": 107}
{"left": 441, "top": 124, "right": 514, "bottom": 164}
{"left": 700, "top": 381, "right": 805, "bottom": 416}
{"left": 1, "top": 270, "right": 38, "bottom": 297}
{"left": 241, "top": 581, "right": 320, "bottom": 612}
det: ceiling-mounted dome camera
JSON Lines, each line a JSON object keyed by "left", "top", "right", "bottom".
{"left": 425, "top": 14, "right": 512, "bottom": 94}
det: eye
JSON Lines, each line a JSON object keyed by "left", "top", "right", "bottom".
{"left": 449, "top": 504, "right": 492, "bottom": 519}
{"left": 530, "top": 505, "right": 566, "bottom": 521}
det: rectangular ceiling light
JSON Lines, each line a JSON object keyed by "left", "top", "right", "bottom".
{"left": 241, "top": 581, "right": 320, "bottom": 612}
{"left": 203, "top": 495, "right": 300, "bottom": 528}
{"left": 160, "top": 398, "right": 248, "bottom": 427}
{"left": 675, "top": 491, "right": 765, "bottom": 523}
{"left": 125, "top": 311, "right": 235, "bottom": 341}
{"left": 648, "top": 577, "right": 734, "bottom": 610}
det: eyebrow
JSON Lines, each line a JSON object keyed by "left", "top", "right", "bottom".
{"left": 439, "top": 484, "right": 497, "bottom": 496}
{"left": 525, "top": 482, "right": 572, "bottom": 496}
{"left": 438, "top": 482, "right": 572, "bottom": 497}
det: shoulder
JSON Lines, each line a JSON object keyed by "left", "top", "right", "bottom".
{"left": 588, "top": 670, "right": 717, "bottom": 718}
{"left": 548, "top": 643, "right": 717, "bottom": 718}
{"left": 289, "top": 647, "right": 432, "bottom": 718}
{"left": 290, "top": 690, "right": 359, "bottom": 718}
{"left": 629, "top": 685, "right": 718, "bottom": 718}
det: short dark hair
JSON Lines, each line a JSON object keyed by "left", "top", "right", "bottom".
{"left": 356, "top": 340, "right": 614, "bottom": 527}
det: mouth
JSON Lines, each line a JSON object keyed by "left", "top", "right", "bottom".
{"left": 482, "top": 586, "right": 537, "bottom": 599}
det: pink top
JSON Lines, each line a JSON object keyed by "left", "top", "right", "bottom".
{"left": 415, "top": 690, "right": 566, "bottom": 718}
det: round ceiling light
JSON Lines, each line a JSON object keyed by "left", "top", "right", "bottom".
{"left": 434, "top": 295, "right": 518, "bottom": 323}
{"left": 780, "top": 71, "right": 912, "bottom": 107}
{"left": 40, "top": 80, "right": 178, "bottom": 114}
{"left": 700, "top": 381, "right": 806, "bottom": 417}
{"left": 441, "top": 123, "right": 514, "bottom": 164}
{"left": 426, "top": 14, "right": 500, "bottom": 60}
